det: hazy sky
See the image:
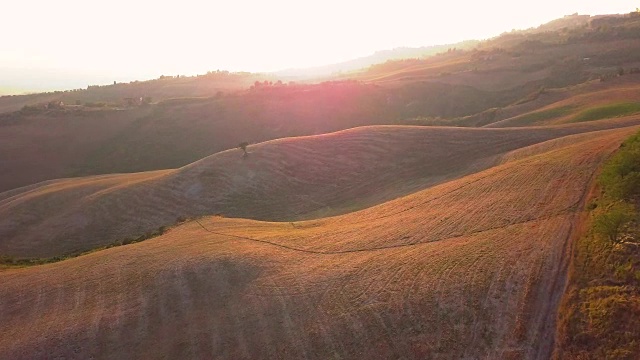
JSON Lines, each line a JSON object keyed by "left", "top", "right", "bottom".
{"left": 1, "top": 0, "right": 636, "bottom": 93}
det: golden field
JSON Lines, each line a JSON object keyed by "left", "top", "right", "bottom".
{"left": 0, "top": 122, "right": 637, "bottom": 359}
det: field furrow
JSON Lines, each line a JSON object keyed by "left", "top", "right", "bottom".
{"left": 0, "top": 124, "right": 635, "bottom": 359}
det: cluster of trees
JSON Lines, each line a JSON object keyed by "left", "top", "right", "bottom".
{"left": 249, "top": 79, "right": 299, "bottom": 90}
{"left": 593, "top": 131, "right": 640, "bottom": 243}
{"left": 200, "top": 70, "right": 256, "bottom": 79}
{"left": 598, "top": 66, "right": 640, "bottom": 82}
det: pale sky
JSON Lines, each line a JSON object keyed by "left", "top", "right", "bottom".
{"left": 1, "top": 0, "right": 636, "bottom": 93}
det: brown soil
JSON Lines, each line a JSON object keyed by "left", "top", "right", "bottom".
{"left": 0, "top": 124, "right": 636, "bottom": 359}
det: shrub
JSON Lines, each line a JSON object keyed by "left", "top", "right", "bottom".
{"left": 599, "top": 132, "right": 640, "bottom": 200}
{"left": 593, "top": 202, "right": 635, "bottom": 243}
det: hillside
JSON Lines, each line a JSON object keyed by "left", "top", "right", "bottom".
{"left": 5, "top": 8, "right": 640, "bottom": 360}
{"left": 0, "top": 82, "right": 388, "bottom": 192}
{"left": 355, "top": 13, "right": 640, "bottom": 91}
{"left": 0, "top": 123, "right": 636, "bottom": 359}
{"left": 0, "top": 80, "right": 526, "bottom": 193}
{"left": 0, "top": 71, "right": 269, "bottom": 115}
{"left": 276, "top": 41, "right": 480, "bottom": 78}
{"left": 6, "top": 74, "right": 640, "bottom": 194}
{"left": 0, "top": 106, "right": 154, "bottom": 192}
{"left": 3, "top": 118, "right": 640, "bottom": 260}
{"left": 485, "top": 75, "right": 640, "bottom": 127}
{"left": 356, "top": 12, "right": 640, "bottom": 128}
{"left": 554, "top": 131, "right": 640, "bottom": 358}
{"left": 3, "top": 13, "right": 640, "bottom": 194}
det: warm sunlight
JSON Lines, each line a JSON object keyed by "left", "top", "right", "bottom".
{"left": 4, "top": 1, "right": 640, "bottom": 358}
{"left": 1, "top": 0, "right": 636, "bottom": 92}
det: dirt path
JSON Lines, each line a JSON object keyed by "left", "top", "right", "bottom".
{"left": 532, "top": 163, "right": 601, "bottom": 359}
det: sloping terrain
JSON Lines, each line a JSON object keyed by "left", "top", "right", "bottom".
{"left": 0, "top": 77, "right": 554, "bottom": 193}
{"left": 355, "top": 13, "right": 640, "bottom": 94}
{"left": 4, "top": 13, "right": 640, "bottom": 195}
{"left": 4, "top": 12, "right": 640, "bottom": 360}
{"left": 0, "top": 83, "right": 390, "bottom": 192}
{"left": 0, "top": 107, "right": 154, "bottom": 192}
{"left": 4, "top": 118, "right": 640, "bottom": 259}
{"left": 0, "top": 125, "right": 636, "bottom": 359}
{"left": 486, "top": 76, "right": 640, "bottom": 127}
{"left": 0, "top": 71, "right": 267, "bottom": 115}
{"left": 553, "top": 131, "right": 640, "bottom": 359}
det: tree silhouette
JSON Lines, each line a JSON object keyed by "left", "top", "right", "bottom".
{"left": 238, "top": 142, "right": 249, "bottom": 157}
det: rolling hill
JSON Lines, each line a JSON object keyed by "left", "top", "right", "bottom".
{"left": 3, "top": 12, "right": 640, "bottom": 195}
{"left": 354, "top": 13, "right": 640, "bottom": 91}
{"left": 485, "top": 75, "right": 640, "bottom": 127}
{"left": 0, "top": 122, "right": 636, "bottom": 359}
{"left": 0, "top": 82, "right": 398, "bottom": 193}
{"left": 4, "top": 10, "right": 640, "bottom": 360}
{"left": 0, "top": 71, "right": 269, "bottom": 115}
{"left": 3, "top": 117, "right": 640, "bottom": 259}
{"left": 4, "top": 74, "right": 640, "bottom": 195}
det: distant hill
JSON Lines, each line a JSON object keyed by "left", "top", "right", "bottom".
{"left": 0, "top": 80, "right": 531, "bottom": 192}
{"left": 0, "top": 71, "right": 271, "bottom": 114}
{"left": 276, "top": 41, "right": 480, "bottom": 78}
{"left": 3, "top": 13, "right": 640, "bottom": 193}
{"left": 352, "top": 12, "right": 640, "bottom": 90}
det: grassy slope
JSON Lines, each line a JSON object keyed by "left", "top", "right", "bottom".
{"left": 356, "top": 32, "right": 640, "bottom": 96}
{"left": 4, "top": 119, "right": 640, "bottom": 259}
{"left": 572, "top": 102, "right": 640, "bottom": 122}
{"left": 486, "top": 77, "right": 640, "bottom": 128}
{"left": 362, "top": 14, "right": 640, "bottom": 128}
{"left": 0, "top": 125, "right": 636, "bottom": 359}
{"left": 554, "top": 131, "right": 640, "bottom": 359}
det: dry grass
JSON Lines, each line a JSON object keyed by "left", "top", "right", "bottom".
{"left": 0, "top": 82, "right": 393, "bottom": 192}
{"left": 0, "top": 107, "right": 153, "bottom": 192}
{"left": 0, "top": 125, "right": 636, "bottom": 359}
{"left": 4, "top": 119, "right": 640, "bottom": 259}
{"left": 4, "top": 73, "right": 640, "bottom": 196}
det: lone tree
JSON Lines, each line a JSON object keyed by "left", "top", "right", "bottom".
{"left": 238, "top": 142, "right": 249, "bottom": 157}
